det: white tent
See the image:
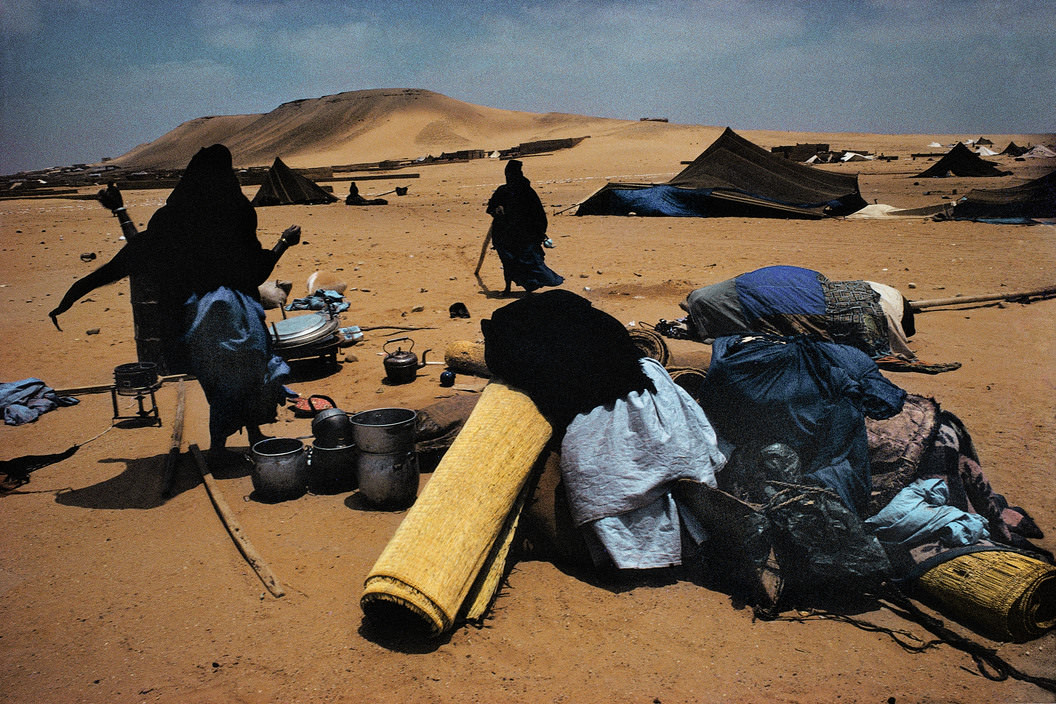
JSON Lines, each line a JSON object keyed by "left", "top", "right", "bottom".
{"left": 840, "top": 152, "right": 873, "bottom": 162}
{"left": 976, "top": 146, "right": 998, "bottom": 156}
{"left": 927, "top": 142, "right": 943, "bottom": 148}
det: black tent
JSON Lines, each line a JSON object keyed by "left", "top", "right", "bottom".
{"left": 575, "top": 127, "right": 866, "bottom": 219}
{"left": 950, "top": 170, "right": 1056, "bottom": 222}
{"left": 250, "top": 157, "right": 337, "bottom": 206}
{"left": 914, "top": 142, "right": 1011, "bottom": 178}
{"left": 1000, "top": 141, "right": 1029, "bottom": 157}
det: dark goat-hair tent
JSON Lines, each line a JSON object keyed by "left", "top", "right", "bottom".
{"left": 950, "top": 170, "right": 1056, "bottom": 223}
{"left": 575, "top": 127, "right": 866, "bottom": 219}
{"left": 914, "top": 142, "right": 1011, "bottom": 178}
{"left": 1001, "top": 141, "right": 1029, "bottom": 157}
{"left": 251, "top": 157, "right": 337, "bottom": 206}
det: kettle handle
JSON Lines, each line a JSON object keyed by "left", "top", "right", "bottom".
{"left": 384, "top": 336, "right": 414, "bottom": 354}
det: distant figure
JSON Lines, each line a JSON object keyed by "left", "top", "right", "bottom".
{"left": 49, "top": 145, "right": 301, "bottom": 466}
{"left": 485, "top": 160, "right": 563, "bottom": 296}
{"left": 345, "top": 182, "right": 387, "bottom": 206}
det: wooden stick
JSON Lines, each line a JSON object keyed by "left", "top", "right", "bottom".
{"left": 189, "top": 445, "right": 286, "bottom": 598}
{"left": 910, "top": 285, "right": 1056, "bottom": 311}
{"left": 160, "top": 381, "right": 186, "bottom": 499}
{"left": 473, "top": 223, "right": 493, "bottom": 275}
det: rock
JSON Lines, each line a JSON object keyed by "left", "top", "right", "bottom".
{"left": 86, "top": 328, "right": 100, "bottom": 335}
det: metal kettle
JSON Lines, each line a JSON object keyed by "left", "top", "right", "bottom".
{"left": 383, "top": 337, "right": 431, "bottom": 384}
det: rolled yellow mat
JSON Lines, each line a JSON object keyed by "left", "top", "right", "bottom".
{"left": 361, "top": 381, "right": 552, "bottom": 635}
{"left": 916, "top": 550, "right": 1056, "bottom": 642}
{"left": 443, "top": 340, "right": 490, "bottom": 377}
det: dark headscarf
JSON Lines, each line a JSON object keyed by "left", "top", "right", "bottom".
{"left": 146, "top": 144, "right": 272, "bottom": 298}
{"left": 505, "top": 159, "right": 526, "bottom": 184}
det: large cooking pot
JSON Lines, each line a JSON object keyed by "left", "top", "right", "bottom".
{"left": 349, "top": 407, "right": 417, "bottom": 454}
{"left": 311, "top": 406, "right": 355, "bottom": 448}
{"left": 356, "top": 449, "right": 419, "bottom": 508}
{"left": 250, "top": 438, "right": 308, "bottom": 501}
{"left": 308, "top": 441, "right": 357, "bottom": 494}
{"left": 382, "top": 337, "right": 431, "bottom": 384}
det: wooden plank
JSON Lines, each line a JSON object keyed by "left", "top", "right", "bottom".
{"left": 190, "top": 445, "right": 286, "bottom": 598}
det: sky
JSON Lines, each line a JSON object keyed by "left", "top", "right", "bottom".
{"left": 1, "top": 0, "right": 1053, "bottom": 174}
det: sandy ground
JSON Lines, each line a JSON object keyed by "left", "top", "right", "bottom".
{"left": 1, "top": 130, "right": 1055, "bottom": 703}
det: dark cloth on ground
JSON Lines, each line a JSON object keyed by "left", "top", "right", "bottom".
{"left": 486, "top": 160, "right": 563, "bottom": 291}
{"left": 481, "top": 290, "right": 654, "bottom": 429}
{"left": 0, "top": 378, "right": 79, "bottom": 425}
{"left": 699, "top": 334, "right": 906, "bottom": 513}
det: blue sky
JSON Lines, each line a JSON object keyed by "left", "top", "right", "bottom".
{"left": 1, "top": 0, "right": 1053, "bottom": 174}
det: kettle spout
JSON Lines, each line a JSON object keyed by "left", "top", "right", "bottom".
{"left": 419, "top": 349, "right": 432, "bottom": 368}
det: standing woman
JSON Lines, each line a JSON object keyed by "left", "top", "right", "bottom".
{"left": 49, "top": 144, "right": 301, "bottom": 465}
{"left": 485, "top": 159, "right": 563, "bottom": 296}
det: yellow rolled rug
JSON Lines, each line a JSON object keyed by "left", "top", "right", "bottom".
{"left": 361, "top": 381, "right": 552, "bottom": 636}
{"left": 443, "top": 340, "right": 490, "bottom": 377}
{"left": 916, "top": 550, "right": 1056, "bottom": 642}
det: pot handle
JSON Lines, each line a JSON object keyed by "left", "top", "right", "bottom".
{"left": 383, "top": 336, "right": 414, "bottom": 354}
{"left": 307, "top": 394, "right": 337, "bottom": 413}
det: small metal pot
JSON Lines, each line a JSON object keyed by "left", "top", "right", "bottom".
{"left": 311, "top": 407, "right": 354, "bottom": 448}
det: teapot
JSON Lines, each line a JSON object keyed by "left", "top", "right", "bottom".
{"left": 383, "top": 337, "right": 431, "bottom": 384}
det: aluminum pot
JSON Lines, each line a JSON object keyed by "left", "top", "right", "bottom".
{"left": 349, "top": 408, "right": 417, "bottom": 454}
{"left": 250, "top": 437, "right": 307, "bottom": 501}
{"left": 356, "top": 449, "right": 419, "bottom": 508}
{"left": 311, "top": 407, "right": 354, "bottom": 448}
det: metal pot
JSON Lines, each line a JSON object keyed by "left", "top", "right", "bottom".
{"left": 250, "top": 438, "right": 308, "bottom": 501}
{"left": 113, "top": 361, "right": 159, "bottom": 396}
{"left": 349, "top": 407, "right": 417, "bottom": 454}
{"left": 308, "top": 441, "right": 357, "bottom": 494}
{"left": 383, "top": 337, "right": 431, "bottom": 384}
{"left": 356, "top": 449, "right": 419, "bottom": 508}
{"left": 311, "top": 406, "right": 354, "bottom": 448}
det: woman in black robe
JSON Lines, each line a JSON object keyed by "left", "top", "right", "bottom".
{"left": 49, "top": 145, "right": 301, "bottom": 464}
{"left": 485, "top": 159, "right": 563, "bottom": 295}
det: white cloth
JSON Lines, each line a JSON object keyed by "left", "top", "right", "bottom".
{"left": 868, "top": 281, "right": 916, "bottom": 359}
{"left": 560, "top": 357, "right": 728, "bottom": 569}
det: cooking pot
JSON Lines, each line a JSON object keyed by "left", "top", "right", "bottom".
{"left": 250, "top": 437, "right": 308, "bottom": 501}
{"left": 349, "top": 407, "right": 417, "bottom": 454}
{"left": 311, "top": 406, "right": 355, "bottom": 448}
{"left": 383, "top": 337, "right": 431, "bottom": 384}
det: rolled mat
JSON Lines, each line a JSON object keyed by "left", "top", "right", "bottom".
{"left": 915, "top": 550, "right": 1056, "bottom": 642}
{"left": 361, "top": 381, "right": 552, "bottom": 635}
{"left": 628, "top": 328, "right": 670, "bottom": 366}
{"left": 443, "top": 340, "right": 490, "bottom": 377}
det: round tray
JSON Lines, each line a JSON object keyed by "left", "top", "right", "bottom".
{"left": 269, "top": 313, "right": 339, "bottom": 350}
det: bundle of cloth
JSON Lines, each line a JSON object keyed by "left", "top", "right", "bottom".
{"left": 679, "top": 265, "right": 958, "bottom": 373}
{"left": 483, "top": 290, "right": 728, "bottom": 570}
{"left": 1, "top": 378, "right": 79, "bottom": 426}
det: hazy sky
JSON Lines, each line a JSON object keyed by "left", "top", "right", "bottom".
{"left": 1, "top": 0, "right": 1053, "bottom": 174}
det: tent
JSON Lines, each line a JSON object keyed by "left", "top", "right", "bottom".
{"left": 950, "top": 170, "right": 1056, "bottom": 223}
{"left": 976, "top": 146, "right": 999, "bottom": 156}
{"left": 1023, "top": 144, "right": 1056, "bottom": 159}
{"left": 575, "top": 127, "right": 867, "bottom": 219}
{"left": 914, "top": 142, "right": 1011, "bottom": 178}
{"left": 1001, "top": 141, "right": 1029, "bottom": 157}
{"left": 250, "top": 157, "right": 338, "bottom": 207}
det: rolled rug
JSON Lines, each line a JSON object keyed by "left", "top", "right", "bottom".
{"left": 916, "top": 550, "right": 1056, "bottom": 642}
{"left": 443, "top": 340, "right": 490, "bottom": 378}
{"left": 361, "top": 381, "right": 552, "bottom": 636}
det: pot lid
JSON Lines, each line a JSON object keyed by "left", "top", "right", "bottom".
{"left": 269, "top": 313, "right": 339, "bottom": 349}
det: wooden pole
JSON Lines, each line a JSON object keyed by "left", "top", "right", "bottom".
{"left": 473, "top": 223, "right": 493, "bottom": 275}
{"left": 160, "top": 381, "right": 186, "bottom": 499}
{"left": 189, "top": 445, "right": 286, "bottom": 598}
{"left": 910, "top": 285, "right": 1056, "bottom": 311}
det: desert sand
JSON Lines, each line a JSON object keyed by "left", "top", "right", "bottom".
{"left": 1, "top": 106, "right": 1055, "bottom": 703}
